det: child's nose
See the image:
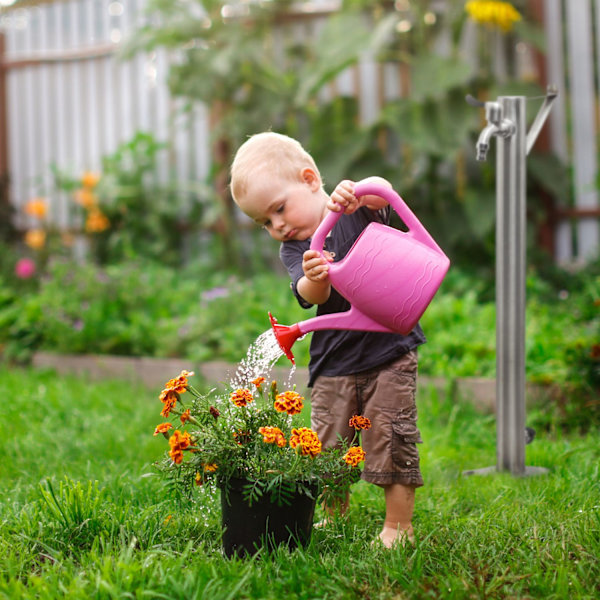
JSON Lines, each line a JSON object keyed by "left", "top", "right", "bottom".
{"left": 271, "top": 214, "right": 285, "bottom": 231}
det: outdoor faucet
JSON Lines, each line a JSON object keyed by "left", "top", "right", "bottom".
{"left": 475, "top": 101, "right": 516, "bottom": 161}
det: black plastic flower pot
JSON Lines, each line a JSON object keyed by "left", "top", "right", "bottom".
{"left": 219, "top": 478, "right": 317, "bottom": 558}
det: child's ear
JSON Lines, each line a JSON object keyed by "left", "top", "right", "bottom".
{"left": 301, "top": 167, "right": 321, "bottom": 191}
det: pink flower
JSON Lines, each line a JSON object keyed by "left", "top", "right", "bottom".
{"left": 15, "top": 258, "right": 36, "bottom": 279}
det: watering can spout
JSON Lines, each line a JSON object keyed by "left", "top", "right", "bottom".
{"left": 269, "top": 312, "right": 301, "bottom": 364}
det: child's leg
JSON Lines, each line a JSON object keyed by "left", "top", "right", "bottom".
{"left": 379, "top": 483, "right": 416, "bottom": 547}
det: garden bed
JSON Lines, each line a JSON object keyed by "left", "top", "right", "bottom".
{"left": 31, "top": 351, "right": 559, "bottom": 414}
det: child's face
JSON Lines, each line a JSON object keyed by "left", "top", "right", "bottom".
{"left": 238, "top": 168, "right": 327, "bottom": 242}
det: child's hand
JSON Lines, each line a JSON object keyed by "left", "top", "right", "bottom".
{"left": 302, "top": 249, "right": 334, "bottom": 283}
{"left": 328, "top": 180, "right": 360, "bottom": 214}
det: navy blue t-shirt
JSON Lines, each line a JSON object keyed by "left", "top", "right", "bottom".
{"left": 279, "top": 205, "right": 426, "bottom": 387}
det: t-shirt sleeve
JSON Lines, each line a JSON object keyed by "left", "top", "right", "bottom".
{"left": 279, "top": 240, "right": 313, "bottom": 309}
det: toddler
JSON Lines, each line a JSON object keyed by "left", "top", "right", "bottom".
{"left": 230, "top": 132, "right": 426, "bottom": 548}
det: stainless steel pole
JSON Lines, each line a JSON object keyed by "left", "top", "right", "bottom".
{"left": 496, "top": 96, "right": 526, "bottom": 475}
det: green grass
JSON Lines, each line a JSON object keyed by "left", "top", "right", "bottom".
{"left": 1, "top": 367, "right": 599, "bottom": 599}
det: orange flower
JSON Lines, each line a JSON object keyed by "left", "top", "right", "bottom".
{"left": 168, "top": 430, "right": 193, "bottom": 464}
{"left": 24, "top": 198, "right": 47, "bottom": 219}
{"left": 289, "top": 427, "right": 322, "bottom": 458}
{"left": 180, "top": 409, "right": 191, "bottom": 424}
{"left": 24, "top": 229, "right": 46, "bottom": 250}
{"left": 85, "top": 209, "right": 110, "bottom": 233}
{"left": 230, "top": 388, "right": 253, "bottom": 407}
{"left": 195, "top": 471, "right": 203, "bottom": 486}
{"left": 251, "top": 376, "right": 266, "bottom": 390}
{"left": 169, "top": 430, "right": 192, "bottom": 450}
{"left": 81, "top": 171, "right": 101, "bottom": 189}
{"left": 274, "top": 390, "right": 304, "bottom": 415}
{"left": 203, "top": 463, "right": 218, "bottom": 472}
{"left": 163, "top": 370, "right": 194, "bottom": 395}
{"left": 169, "top": 447, "right": 184, "bottom": 464}
{"left": 349, "top": 415, "right": 371, "bottom": 430}
{"left": 74, "top": 188, "right": 97, "bottom": 209}
{"left": 343, "top": 446, "right": 366, "bottom": 467}
{"left": 159, "top": 389, "right": 178, "bottom": 418}
{"left": 258, "top": 426, "right": 286, "bottom": 447}
{"left": 153, "top": 422, "right": 173, "bottom": 436}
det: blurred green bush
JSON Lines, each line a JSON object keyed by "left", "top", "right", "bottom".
{"left": 0, "top": 256, "right": 597, "bottom": 430}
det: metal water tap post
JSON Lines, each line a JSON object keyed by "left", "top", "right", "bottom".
{"left": 464, "top": 87, "right": 557, "bottom": 478}
{"left": 475, "top": 101, "right": 516, "bottom": 161}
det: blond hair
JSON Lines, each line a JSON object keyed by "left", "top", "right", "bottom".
{"left": 230, "top": 132, "right": 320, "bottom": 204}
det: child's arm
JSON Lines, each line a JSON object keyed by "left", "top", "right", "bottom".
{"left": 297, "top": 250, "right": 332, "bottom": 305}
{"left": 328, "top": 176, "right": 392, "bottom": 213}
{"left": 296, "top": 177, "right": 392, "bottom": 306}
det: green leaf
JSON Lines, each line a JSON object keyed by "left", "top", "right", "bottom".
{"left": 410, "top": 54, "right": 474, "bottom": 101}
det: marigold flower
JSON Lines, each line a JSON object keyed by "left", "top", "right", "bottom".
{"left": 85, "top": 209, "right": 110, "bottom": 233}
{"left": 349, "top": 415, "right": 372, "bottom": 430}
{"left": 230, "top": 388, "right": 254, "bottom": 407}
{"left": 74, "top": 188, "right": 97, "bottom": 209}
{"left": 169, "top": 447, "right": 184, "bottom": 464}
{"left": 344, "top": 446, "right": 366, "bottom": 467}
{"left": 209, "top": 405, "right": 220, "bottom": 419}
{"left": 195, "top": 471, "right": 203, "bottom": 486}
{"left": 159, "top": 389, "right": 178, "bottom": 418}
{"left": 82, "top": 171, "right": 101, "bottom": 189}
{"left": 252, "top": 376, "right": 266, "bottom": 390}
{"left": 24, "top": 229, "right": 46, "bottom": 250}
{"left": 274, "top": 390, "right": 304, "bottom": 415}
{"left": 164, "top": 370, "right": 194, "bottom": 394}
{"left": 169, "top": 430, "right": 192, "bottom": 450}
{"left": 289, "top": 427, "right": 322, "bottom": 458}
{"left": 153, "top": 422, "right": 173, "bottom": 436}
{"left": 258, "top": 426, "right": 287, "bottom": 447}
{"left": 24, "top": 198, "right": 47, "bottom": 219}
{"left": 180, "top": 409, "right": 191, "bottom": 424}
{"left": 203, "top": 463, "right": 218, "bottom": 472}
{"left": 465, "top": 1, "right": 521, "bottom": 32}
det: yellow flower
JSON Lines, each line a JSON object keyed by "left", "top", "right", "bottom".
{"left": 203, "top": 463, "right": 218, "bottom": 472}
{"left": 81, "top": 171, "right": 101, "bottom": 189}
{"left": 24, "top": 229, "right": 46, "bottom": 249}
{"left": 465, "top": 1, "right": 521, "bottom": 32}
{"left": 274, "top": 390, "right": 304, "bottom": 415}
{"left": 343, "top": 446, "right": 366, "bottom": 467}
{"left": 24, "top": 198, "right": 47, "bottom": 219}
{"left": 258, "top": 426, "right": 287, "bottom": 448}
{"left": 289, "top": 427, "right": 322, "bottom": 458}
{"left": 85, "top": 210, "right": 110, "bottom": 233}
{"left": 230, "top": 388, "right": 254, "bottom": 407}
{"left": 349, "top": 415, "right": 371, "bottom": 430}
{"left": 74, "top": 188, "right": 97, "bottom": 209}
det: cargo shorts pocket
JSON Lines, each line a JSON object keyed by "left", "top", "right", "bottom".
{"left": 391, "top": 419, "right": 423, "bottom": 469}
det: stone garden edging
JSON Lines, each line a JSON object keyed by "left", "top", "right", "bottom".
{"left": 31, "top": 351, "right": 555, "bottom": 414}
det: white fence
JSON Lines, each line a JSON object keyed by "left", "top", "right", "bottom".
{"left": 0, "top": 0, "right": 598, "bottom": 263}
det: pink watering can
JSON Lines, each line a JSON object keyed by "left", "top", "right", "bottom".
{"left": 269, "top": 181, "right": 450, "bottom": 363}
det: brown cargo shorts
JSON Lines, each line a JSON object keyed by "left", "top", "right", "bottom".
{"left": 310, "top": 350, "right": 424, "bottom": 487}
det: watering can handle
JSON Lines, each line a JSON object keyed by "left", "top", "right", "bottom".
{"left": 310, "top": 181, "right": 445, "bottom": 255}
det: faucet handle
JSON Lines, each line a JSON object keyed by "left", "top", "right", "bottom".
{"left": 465, "top": 94, "right": 485, "bottom": 107}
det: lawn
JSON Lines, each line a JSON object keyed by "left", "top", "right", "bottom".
{"left": 0, "top": 366, "right": 598, "bottom": 599}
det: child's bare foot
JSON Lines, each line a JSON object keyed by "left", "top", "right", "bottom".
{"left": 377, "top": 524, "right": 415, "bottom": 548}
